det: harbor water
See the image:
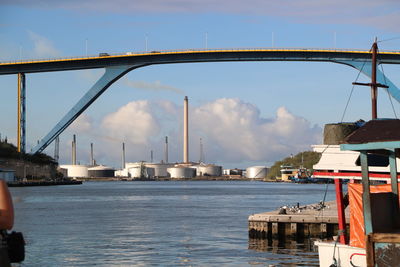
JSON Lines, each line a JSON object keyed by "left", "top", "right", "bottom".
{"left": 10, "top": 181, "right": 335, "bottom": 266}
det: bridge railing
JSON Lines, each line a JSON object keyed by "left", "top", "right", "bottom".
{"left": 2, "top": 47, "right": 400, "bottom": 65}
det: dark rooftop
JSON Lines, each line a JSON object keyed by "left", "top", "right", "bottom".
{"left": 344, "top": 119, "right": 400, "bottom": 144}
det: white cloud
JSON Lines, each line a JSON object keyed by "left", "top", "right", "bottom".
{"left": 191, "top": 98, "right": 321, "bottom": 163}
{"left": 70, "top": 113, "right": 93, "bottom": 133}
{"left": 101, "top": 100, "right": 161, "bottom": 145}
{"left": 28, "top": 31, "right": 60, "bottom": 58}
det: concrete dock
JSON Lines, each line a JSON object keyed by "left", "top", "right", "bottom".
{"left": 248, "top": 200, "right": 349, "bottom": 239}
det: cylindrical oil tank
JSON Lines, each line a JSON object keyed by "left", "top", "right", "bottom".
{"left": 246, "top": 166, "right": 268, "bottom": 179}
{"left": 128, "top": 167, "right": 142, "bottom": 178}
{"left": 60, "top": 165, "right": 88, "bottom": 178}
{"left": 167, "top": 167, "right": 196, "bottom": 179}
{"left": 197, "top": 165, "right": 222, "bottom": 176}
{"left": 144, "top": 163, "right": 174, "bottom": 177}
{"left": 87, "top": 165, "right": 115, "bottom": 178}
{"left": 128, "top": 166, "right": 155, "bottom": 179}
{"left": 146, "top": 167, "right": 155, "bottom": 178}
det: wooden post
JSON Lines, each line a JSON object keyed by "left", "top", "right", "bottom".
{"left": 290, "top": 223, "right": 297, "bottom": 238}
{"left": 320, "top": 223, "right": 327, "bottom": 238}
{"left": 272, "top": 222, "right": 279, "bottom": 238}
{"left": 360, "top": 151, "right": 373, "bottom": 235}
{"left": 335, "top": 178, "right": 347, "bottom": 244}
{"left": 371, "top": 41, "right": 378, "bottom": 119}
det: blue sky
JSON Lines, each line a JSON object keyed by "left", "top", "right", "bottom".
{"left": 1, "top": 1, "right": 400, "bottom": 169}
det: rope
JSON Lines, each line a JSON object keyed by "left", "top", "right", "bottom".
{"left": 329, "top": 229, "right": 346, "bottom": 267}
{"left": 340, "top": 60, "right": 367, "bottom": 123}
{"left": 378, "top": 62, "right": 398, "bottom": 118}
{"left": 377, "top": 36, "right": 400, "bottom": 43}
{"left": 317, "top": 181, "right": 330, "bottom": 219}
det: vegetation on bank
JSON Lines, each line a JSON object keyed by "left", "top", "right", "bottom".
{"left": 0, "top": 140, "right": 57, "bottom": 165}
{"left": 267, "top": 151, "right": 321, "bottom": 180}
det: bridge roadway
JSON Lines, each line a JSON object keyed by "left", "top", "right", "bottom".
{"left": 1, "top": 48, "right": 400, "bottom": 74}
{"left": 1, "top": 47, "right": 400, "bottom": 153}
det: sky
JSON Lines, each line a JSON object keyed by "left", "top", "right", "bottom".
{"left": 1, "top": 0, "right": 400, "bottom": 169}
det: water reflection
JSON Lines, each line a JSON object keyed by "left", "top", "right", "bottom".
{"left": 10, "top": 181, "right": 334, "bottom": 266}
{"left": 248, "top": 238, "right": 319, "bottom": 266}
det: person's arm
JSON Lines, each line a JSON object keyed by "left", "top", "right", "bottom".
{"left": 0, "top": 180, "right": 14, "bottom": 230}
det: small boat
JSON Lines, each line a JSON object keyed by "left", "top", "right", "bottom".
{"left": 313, "top": 40, "right": 400, "bottom": 267}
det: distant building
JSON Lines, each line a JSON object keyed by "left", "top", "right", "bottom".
{"left": 280, "top": 165, "right": 297, "bottom": 181}
{"left": 223, "top": 169, "right": 243, "bottom": 176}
{"left": 0, "top": 169, "right": 15, "bottom": 182}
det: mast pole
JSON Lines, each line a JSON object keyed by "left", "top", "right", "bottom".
{"left": 352, "top": 38, "right": 388, "bottom": 119}
{"left": 371, "top": 39, "right": 378, "bottom": 119}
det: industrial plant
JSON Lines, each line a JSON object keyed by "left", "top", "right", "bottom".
{"left": 60, "top": 96, "right": 269, "bottom": 180}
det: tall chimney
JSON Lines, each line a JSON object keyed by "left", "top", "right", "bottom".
{"left": 122, "top": 142, "right": 126, "bottom": 169}
{"left": 165, "top": 136, "right": 168, "bottom": 163}
{"left": 90, "top": 143, "right": 94, "bottom": 166}
{"left": 199, "top": 138, "right": 204, "bottom": 163}
{"left": 150, "top": 150, "right": 153, "bottom": 163}
{"left": 72, "top": 134, "right": 76, "bottom": 165}
{"left": 183, "top": 96, "right": 189, "bottom": 163}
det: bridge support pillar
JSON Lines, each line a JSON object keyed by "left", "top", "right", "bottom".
{"left": 17, "top": 73, "right": 26, "bottom": 153}
{"left": 32, "top": 64, "right": 145, "bottom": 154}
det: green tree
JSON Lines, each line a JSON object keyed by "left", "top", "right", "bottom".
{"left": 267, "top": 151, "right": 321, "bottom": 179}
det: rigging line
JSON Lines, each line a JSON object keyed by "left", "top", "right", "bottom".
{"left": 379, "top": 62, "right": 398, "bottom": 118}
{"left": 377, "top": 36, "right": 400, "bottom": 43}
{"left": 317, "top": 182, "right": 330, "bottom": 218}
{"left": 340, "top": 60, "right": 367, "bottom": 123}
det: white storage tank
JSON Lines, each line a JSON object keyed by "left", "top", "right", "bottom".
{"left": 144, "top": 163, "right": 174, "bottom": 178}
{"left": 128, "top": 166, "right": 155, "bottom": 179}
{"left": 246, "top": 166, "right": 268, "bottom": 179}
{"left": 60, "top": 165, "right": 89, "bottom": 178}
{"left": 87, "top": 165, "right": 115, "bottom": 178}
{"left": 115, "top": 169, "right": 129, "bottom": 177}
{"left": 125, "top": 162, "right": 142, "bottom": 169}
{"left": 197, "top": 164, "right": 222, "bottom": 176}
{"left": 146, "top": 167, "right": 155, "bottom": 178}
{"left": 167, "top": 167, "right": 196, "bottom": 179}
{"left": 128, "top": 167, "right": 142, "bottom": 178}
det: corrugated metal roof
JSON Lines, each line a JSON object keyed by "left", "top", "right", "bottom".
{"left": 344, "top": 119, "right": 400, "bottom": 144}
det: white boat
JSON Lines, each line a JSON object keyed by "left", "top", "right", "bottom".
{"left": 313, "top": 41, "right": 400, "bottom": 267}
{"left": 312, "top": 144, "right": 400, "bottom": 182}
{"left": 312, "top": 144, "right": 368, "bottom": 267}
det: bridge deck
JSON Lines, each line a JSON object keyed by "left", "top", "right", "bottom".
{"left": 2, "top": 48, "right": 400, "bottom": 75}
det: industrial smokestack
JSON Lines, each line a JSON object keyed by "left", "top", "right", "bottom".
{"left": 90, "top": 143, "right": 94, "bottom": 166}
{"left": 183, "top": 96, "right": 189, "bottom": 163}
{"left": 150, "top": 150, "right": 153, "bottom": 163}
{"left": 72, "top": 134, "right": 76, "bottom": 165}
{"left": 54, "top": 136, "right": 59, "bottom": 163}
{"left": 165, "top": 136, "right": 168, "bottom": 163}
{"left": 122, "top": 142, "right": 126, "bottom": 169}
{"left": 199, "top": 138, "right": 204, "bottom": 163}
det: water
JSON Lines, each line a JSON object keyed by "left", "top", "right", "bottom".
{"left": 10, "top": 181, "right": 335, "bottom": 266}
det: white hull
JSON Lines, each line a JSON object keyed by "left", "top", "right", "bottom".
{"left": 315, "top": 241, "right": 366, "bottom": 267}
{"left": 312, "top": 144, "right": 400, "bottom": 181}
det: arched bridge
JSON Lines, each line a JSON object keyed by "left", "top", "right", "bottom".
{"left": 1, "top": 48, "right": 400, "bottom": 153}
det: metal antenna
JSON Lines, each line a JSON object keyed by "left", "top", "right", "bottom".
{"left": 54, "top": 136, "right": 59, "bottom": 163}
{"left": 199, "top": 138, "right": 205, "bottom": 163}
{"left": 122, "top": 142, "right": 126, "bottom": 169}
